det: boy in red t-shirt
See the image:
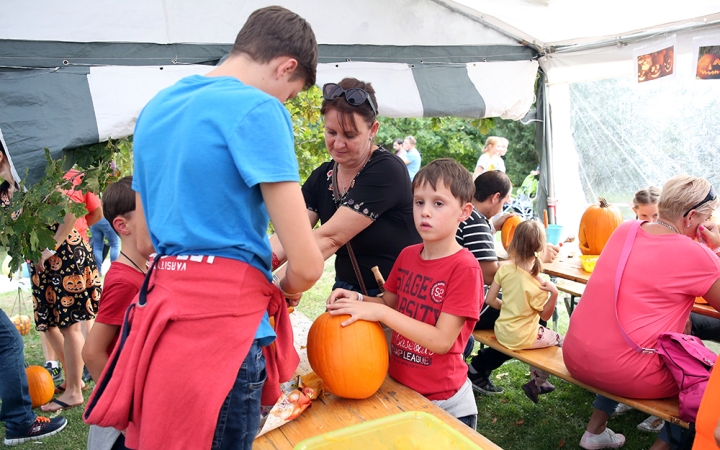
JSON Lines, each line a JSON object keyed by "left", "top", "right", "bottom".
{"left": 82, "top": 176, "right": 150, "bottom": 449}
{"left": 83, "top": 176, "right": 150, "bottom": 378}
{"left": 327, "top": 158, "right": 483, "bottom": 428}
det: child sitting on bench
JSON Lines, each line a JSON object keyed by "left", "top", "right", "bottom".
{"left": 483, "top": 220, "right": 561, "bottom": 403}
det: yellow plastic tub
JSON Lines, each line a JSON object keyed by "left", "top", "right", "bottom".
{"left": 579, "top": 255, "right": 599, "bottom": 273}
{"left": 293, "top": 411, "right": 480, "bottom": 449}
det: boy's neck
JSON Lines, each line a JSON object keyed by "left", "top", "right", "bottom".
{"left": 117, "top": 238, "right": 148, "bottom": 274}
{"left": 420, "top": 237, "right": 463, "bottom": 260}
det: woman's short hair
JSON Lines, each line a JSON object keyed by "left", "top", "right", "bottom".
{"left": 320, "top": 78, "right": 377, "bottom": 133}
{"left": 230, "top": 6, "right": 318, "bottom": 89}
{"left": 473, "top": 171, "right": 512, "bottom": 203}
{"left": 633, "top": 186, "right": 660, "bottom": 208}
{"left": 659, "top": 175, "right": 718, "bottom": 220}
{"left": 412, "top": 158, "right": 473, "bottom": 205}
{"left": 482, "top": 136, "right": 508, "bottom": 153}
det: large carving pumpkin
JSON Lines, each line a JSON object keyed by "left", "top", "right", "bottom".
{"left": 501, "top": 216, "right": 523, "bottom": 250}
{"left": 10, "top": 314, "right": 32, "bottom": 336}
{"left": 578, "top": 197, "right": 623, "bottom": 255}
{"left": 307, "top": 312, "right": 388, "bottom": 399}
{"left": 26, "top": 365, "right": 55, "bottom": 408}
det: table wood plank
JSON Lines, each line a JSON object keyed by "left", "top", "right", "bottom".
{"left": 543, "top": 257, "right": 591, "bottom": 284}
{"left": 693, "top": 302, "right": 720, "bottom": 320}
{"left": 253, "top": 376, "right": 502, "bottom": 449}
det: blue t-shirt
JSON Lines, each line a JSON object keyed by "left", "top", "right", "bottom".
{"left": 406, "top": 149, "right": 422, "bottom": 180}
{"left": 133, "top": 75, "right": 299, "bottom": 342}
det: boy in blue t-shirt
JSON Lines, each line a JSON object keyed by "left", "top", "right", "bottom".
{"left": 93, "top": 7, "right": 324, "bottom": 450}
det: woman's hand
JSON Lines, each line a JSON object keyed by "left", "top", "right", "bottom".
{"left": 542, "top": 244, "right": 560, "bottom": 263}
{"left": 698, "top": 223, "right": 720, "bottom": 252}
{"left": 326, "top": 298, "right": 384, "bottom": 326}
{"left": 35, "top": 248, "right": 55, "bottom": 274}
{"left": 326, "top": 288, "right": 359, "bottom": 306}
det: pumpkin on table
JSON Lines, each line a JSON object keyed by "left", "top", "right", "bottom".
{"left": 578, "top": 197, "right": 623, "bottom": 255}
{"left": 306, "top": 312, "right": 388, "bottom": 399}
{"left": 25, "top": 365, "right": 55, "bottom": 408}
{"left": 501, "top": 216, "right": 523, "bottom": 250}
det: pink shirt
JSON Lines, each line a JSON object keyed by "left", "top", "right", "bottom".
{"left": 564, "top": 221, "right": 720, "bottom": 399}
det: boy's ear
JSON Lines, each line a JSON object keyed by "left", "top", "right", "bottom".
{"left": 112, "top": 216, "right": 130, "bottom": 236}
{"left": 276, "top": 57, "right": 298, "bottom": 80}
{"left": 459, "top": 202, "right": 473, "bottom": 222}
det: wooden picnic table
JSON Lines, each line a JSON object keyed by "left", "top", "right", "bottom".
{"left": 253, "top": 310, "right": 502, "bottom": 450}
{"left": 253, "top": 375, "right": 502, "bottom": 449}
{"left": 496, "top": 241, "right": 720, "bottom": 319}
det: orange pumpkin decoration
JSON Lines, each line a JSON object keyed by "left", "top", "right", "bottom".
{"left": 62, "top": 274, "right": 86, "bottom": 293}
{"left": 697, "top": 53, "right": 720, "bottom": 79}
{"left": 10, "top": 314, "right": 32, "bottom": 336}
{"left": 501, "top": 216, "right": 523, "bottom": 250}
{"left": 306, "top": 312, "right": 388, "bottom": 399}
{"left": 25, "top": 365, "right": 55, "bottom": 408}
{"left": 578, "top": 197, "right": 623, "bottom": 255}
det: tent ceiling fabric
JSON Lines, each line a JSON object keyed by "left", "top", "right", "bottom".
{"left": 1, "top": 0, "right": 540, "bottom": 184}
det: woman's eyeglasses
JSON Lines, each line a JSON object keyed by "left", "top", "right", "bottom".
{"left": 322, "top": 83, "right": 378, "bottom": 116}
{"left": 683, "top": 186, "right": 717, "bottom": 217}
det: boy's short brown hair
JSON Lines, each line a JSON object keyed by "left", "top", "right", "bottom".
{"left": 103, "top": 176, "right": 135, "bottom": 233}
{"left": 412, "top": 158, "right": 473, "bottom": 205}
{"left": 231, "top": 6, "right": 318, "bottom": 89}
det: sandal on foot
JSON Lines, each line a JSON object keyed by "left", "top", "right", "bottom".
{"left": 40, "top": 399, "right": 83, "bottom": 412}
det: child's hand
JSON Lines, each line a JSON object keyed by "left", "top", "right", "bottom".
{"left": 326, "top": 298, "right": 384, "bottom": 326}
{"left": 538, "top": 279, "right": 558, "bottom": 294}
{"left": 326, "top": 288, "right": 360, "bottom": 306}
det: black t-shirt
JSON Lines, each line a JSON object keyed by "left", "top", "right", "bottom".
{"left": 302, "top": 147, "right": 421, "bottom": 289}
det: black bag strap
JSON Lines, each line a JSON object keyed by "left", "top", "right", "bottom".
{"left": 331, "top": 162, "right": 368, "bottom": 296}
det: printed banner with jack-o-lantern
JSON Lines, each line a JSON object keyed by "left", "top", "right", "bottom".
{"left": 633, "top": 36, "right": 677, "bottom": 84}
{"left": 693, "top": 36, "right": 720, "bottom": 80}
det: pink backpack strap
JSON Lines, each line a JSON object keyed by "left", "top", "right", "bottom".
{"left": 614, "top": 220, "right": 656, "bottom": 354}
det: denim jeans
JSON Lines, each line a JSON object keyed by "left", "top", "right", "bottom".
{"left": 0, "top": 310, "right": 36, "bottom": 432}
{"left": 90, "top": 217, "right": 120, "bottom": 274}
{"left": 211, "top": 339, "right": 266, "bottom": 450}
{"left": 592, "top": 394, "right": 619, "bottom": 416}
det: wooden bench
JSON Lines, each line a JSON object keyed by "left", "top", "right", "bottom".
{"left": 554, "top": 279, "right": 585, "bottom": 316}
{"left": 472, "top": 329, "right": 689, "bottom": 429}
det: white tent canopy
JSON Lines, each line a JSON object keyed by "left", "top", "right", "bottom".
{"left": 2, "top": 0, "right": 720, "bottom": 230}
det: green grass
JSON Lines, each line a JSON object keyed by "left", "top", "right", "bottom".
{"left": 0, "top": 259, "right": 659, "bottom": 449}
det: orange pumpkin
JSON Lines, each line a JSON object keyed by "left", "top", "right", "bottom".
{"left": 501, "top": 216, "right": 523, "bottom": 250}
{"left": 578, "top": 197, "right": 623, "bottom": 255}
{"left": 306, "top": 312, "right": 388, "bottom": 399}
{"left": 25, "top": 365, "right": 55, "bottom": 408}
{"left": 10, "top": 314, "right": 32, "bottom": 336}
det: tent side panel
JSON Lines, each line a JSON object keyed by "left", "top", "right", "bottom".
{"left": 411, "top": 65, "right": 486, "bottom": 118}
{"left": 0, "top": 68, "right": 98, "bottom": 184}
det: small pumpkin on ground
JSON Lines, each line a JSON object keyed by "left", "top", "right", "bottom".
{"left": 501, "top": 216, "right": 524, "bottom": 250}
{"left": 306, "top": 312, "right": 388, "bottom": 399}
{"left": 578, "top": 197, "right": 623, "bottom": 255}
{"left": 25, "top": 365, "right": 55, "bottom": 408}
{"left": 10, "top": 314, "right": 32, "bottom": 336}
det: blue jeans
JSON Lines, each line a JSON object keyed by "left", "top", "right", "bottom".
{"left": 211, "top": 339, "right": 266, "bottom": 450}
{"left": 592, "top": 394, "right": 618, "bottom": 416}
{"left": 0, "top": 310, "right": 36, "bottom": 432}
{"left": 90, "top": 217, "right": 120, "bottom": 274}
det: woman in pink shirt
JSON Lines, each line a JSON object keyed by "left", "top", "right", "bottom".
{"left": 564, "top": 175, "right": 720, "bottom": 450}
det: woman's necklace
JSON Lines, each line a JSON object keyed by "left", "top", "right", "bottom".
{"left": 120, "top": 251, "right": 146, "bottom": 274}
{"left": 655, "top": 219, "right": 679, "bottom": 234}
{"left": 337, "top": 149, "right": 373, "bottom": 195}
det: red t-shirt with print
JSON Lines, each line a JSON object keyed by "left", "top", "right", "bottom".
{"left": 383, "top": 244, "right": 482, "bottom": 401}
{"left": 95, "top": 262, "right": 146, "bottom": 357}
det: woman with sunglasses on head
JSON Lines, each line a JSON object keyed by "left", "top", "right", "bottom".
{"left": 563, "top": 175, "right": 720, "bottom": 450}
{"left": 271, "top": 78, "right": 420, "bottom": 300}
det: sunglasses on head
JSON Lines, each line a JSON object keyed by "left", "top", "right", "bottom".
{"left": 683, "top": 186, "right": 717, "bottom": 217}
{"left": 322, "top": 83, "right": 378, "bottom": 116}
